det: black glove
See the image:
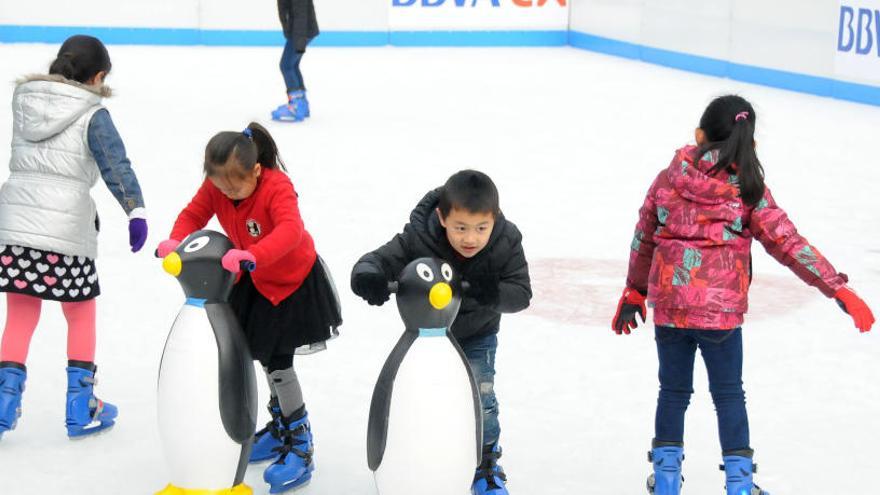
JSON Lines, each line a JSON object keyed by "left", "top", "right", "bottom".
{"left": 352, "top": 272, "right": 391, "bottom": 306}
{"left": 464, "top": 271, "right": 501, "bottom": 307}
{"left": 295, "top": 37, "right": 308, "bottom": 53}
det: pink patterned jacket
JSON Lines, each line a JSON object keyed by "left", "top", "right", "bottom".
{"left": 626, "top": 145, "right": 847, "bottom": 330}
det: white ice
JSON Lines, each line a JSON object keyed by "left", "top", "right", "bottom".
{"left": 0, "top": 43, "right": 878, "bottom": 495}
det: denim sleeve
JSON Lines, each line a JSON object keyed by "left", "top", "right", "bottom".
{"left": 87, "top": 109, "right": 146, "bottom": 215}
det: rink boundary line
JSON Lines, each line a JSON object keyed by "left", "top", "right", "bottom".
{"left": 568, "top": 31, "right": 880, "bottom": 107}
{"left": 0, "top": 25, "right": 566, "bottom": 47}
{"left": 3, "top": 25, "right": 875, "bottom": 105}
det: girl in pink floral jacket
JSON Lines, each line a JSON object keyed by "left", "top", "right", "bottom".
{"left": 611, "top": 95, "right": 874, "bottom": 495}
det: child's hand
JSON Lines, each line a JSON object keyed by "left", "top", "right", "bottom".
{"left": 156, "top": 239, "right": 181, "bottom": 258}
{"left": 221, "top": 249, "right": 257, "bottom": 274}
{"left": 834, "top": 287, "right": 874, "bottom": 333}
{"left": 464, "top": 271, "right": 501, "bottom": 307}
{"left": 352, "top": 272, "right": 391, "bottom": 306}
{"left": 612, "top": 288, "right": 647, "bottom": 335}
{"left": 129, "top": 218, "right": 148, "bottom": 253}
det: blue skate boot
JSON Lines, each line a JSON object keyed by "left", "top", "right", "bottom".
{"left": 65, "top": 362, "right": 117, "bottom": 438}
{"left": 721, "top": 449, "right": 769, "bottom": 495}
{"left": 472, "top": 442, "right": 509, "bottom": 495}
{"left": 647, "top": 441, "right": 684, "bottom": 495}
{"left": 0, "top": 362, "right": 27, "bottom": 440}
{"left": 250, "top": 396, "right": 284, "bottom": 463}
{"left": 263, "top": 406, "right": 314, "bottom": 493}
{"left": 271, "top": 90, "right": 308, "bottom": 122}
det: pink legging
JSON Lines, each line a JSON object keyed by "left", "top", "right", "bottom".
{"left": 0, "top": 293, "right": 96, "bottom": 365}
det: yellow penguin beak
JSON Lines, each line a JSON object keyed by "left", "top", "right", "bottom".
{"left": 163, "top": 252, "right": 182, "bottom": 277}
{"left": 429, "top": 282, "right": 453, "bottom": 310}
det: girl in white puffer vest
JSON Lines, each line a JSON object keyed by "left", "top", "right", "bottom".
{"left": 0, "top": 35, "right": 147, "bottom": 440}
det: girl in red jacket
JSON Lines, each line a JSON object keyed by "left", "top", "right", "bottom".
{"left": 156, "top": 122, "right": 341, "bottom": 492}
{"left": 612, "top": 95, "right": 874, "bottom": 495}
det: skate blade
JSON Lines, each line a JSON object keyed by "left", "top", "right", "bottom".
{"left": 67, "top": 421, "right": 115, "bottom": 440}
{"left": 269, "top": 471, "right": 312, "bottom": 494}
{"left": 269, "top": 478, "right": 311, "bottom": 494}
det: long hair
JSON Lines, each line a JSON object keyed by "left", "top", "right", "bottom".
{"left": 695, "top": 95, "right": 765, "bottom": 206}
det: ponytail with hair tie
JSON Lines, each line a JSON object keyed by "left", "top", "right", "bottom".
{"left": 696, "top": 96, "right": 765, "bottom": 206}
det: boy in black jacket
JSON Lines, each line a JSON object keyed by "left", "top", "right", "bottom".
{"left": 351, "top": 170, "right": 531, "bottom": 495}
{"left": 271, "top": 0, "right": 320, "bottom": 122}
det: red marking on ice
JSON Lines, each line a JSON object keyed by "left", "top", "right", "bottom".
{"left": 525, "top": 258, "right": 812, "bottom": 326}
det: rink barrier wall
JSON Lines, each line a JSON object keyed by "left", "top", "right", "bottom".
{"left": 569, "top": 31, "right": 880, "bottom": 107}
{"left": 1, "top": 24, "right": 878, "bottom": 106}
{"left": 0, "top": 25, "right": 566, "bottom": 47}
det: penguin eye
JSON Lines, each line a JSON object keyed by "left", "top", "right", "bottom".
{"left": 441, "top": 263, "right": 453, "bottom": 282}
{"left": 415, "top": 262, "right": 434, "bottom": 282}
{"left": 183, "top": 236, "right": 210, "bottom": 253}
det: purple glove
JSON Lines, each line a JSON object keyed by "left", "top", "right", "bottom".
{"left": 221, "top": 249, "right": 256, "bottom": 274}
{"left": 129, "top": 218, "right": 148, "bottom": 253}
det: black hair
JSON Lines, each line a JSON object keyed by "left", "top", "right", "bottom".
{"left": 203, "top": 122, "right": 287, "bottom": 177}
{"left": 438, "top": 170, "right": 500, "bottom": 218}
{"left": 48, "top": 35, "right": 112, "bottom": 84}
{"left": 696, "top": 95, "right": 765, "bottom": 206}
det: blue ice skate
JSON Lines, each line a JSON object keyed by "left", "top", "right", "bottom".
{"left": 264, "top": 408, "right": 314, "bottom": 493}
{"left": 472, "top": 443, "right": 509, "bottom": 495}
{"left": 250, "top": 396, "right": 284, "bottom": 463}
{"left": 65, "top": 364, "right": 117, "bottom": 438}
{"left": 271, "top": 90, "right": 309, "bottom": 122}
{"left": 721, "top": 450, "right": 769, "bottom": 495}
{"left": 647, "top": 443, "right": 684, "bottom": 495}
{"left": 0, "top": 364, "right": 26, "bottom": 440}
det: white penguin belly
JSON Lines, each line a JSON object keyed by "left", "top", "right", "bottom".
{"left": 376, "top": 337, "right": 479, "bottom": 495}
{"left": 157, "top": 305, "right": 242, "bottom": 489}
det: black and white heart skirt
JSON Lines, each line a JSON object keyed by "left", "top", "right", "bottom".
{"left": 0, "top": 245, "right": 100, "bottom": 302}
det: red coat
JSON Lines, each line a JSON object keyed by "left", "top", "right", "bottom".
{"left": 170, "top": 168, "right": 317, "bottom": 305}
{"left": 626, "top": 145, "right": 847, "bottom": 329}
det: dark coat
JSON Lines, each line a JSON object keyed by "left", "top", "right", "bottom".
{"left": 278, "top": 0, "right": 319, "bottom": 52}
{"left": 352, "top": 189, "right": 532, "bottom": 341}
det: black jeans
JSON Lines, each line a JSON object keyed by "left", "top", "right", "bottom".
{"left": 654, "top": 326, "right": 750, "bottom": 452}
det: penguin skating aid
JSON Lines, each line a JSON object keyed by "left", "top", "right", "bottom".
{"left": 367, "top": 258, "right": 482, "bottom": 495}
{"left": 156, "top": 230, "right": 259, "bottom": 495}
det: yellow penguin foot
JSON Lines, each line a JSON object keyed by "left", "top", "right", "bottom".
{"left": 155, "top": 483, "right": 253, "bottom": 495}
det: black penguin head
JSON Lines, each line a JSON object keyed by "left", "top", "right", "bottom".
{"left": 395, "top": 258, "right": 462, "bottom": 332}
{"left": 162, "top": 230, "right": 237, "bottom": 302}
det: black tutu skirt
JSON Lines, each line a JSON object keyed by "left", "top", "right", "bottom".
{"left": 0, "top": 244, "right": 100, "bottom": 302}
{"left": 230, "top": 255, "right": 342, "bottom": 363}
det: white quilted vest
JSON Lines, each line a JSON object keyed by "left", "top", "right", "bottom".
{"left": 0, "top": 77, "right": 106, "bottom": 259}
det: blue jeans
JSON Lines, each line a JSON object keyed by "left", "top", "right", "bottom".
{"left": 280, "top": 40, "right": 305, "bottom": 92}
{"left": 654, "top": 326, "right": 750, "bottom": 452}
{"left": 459, "top": 332, "right": 500, "bottom": 447}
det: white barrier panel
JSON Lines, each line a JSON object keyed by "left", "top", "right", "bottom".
{"left": 835, "top": 0, "right": 880, "bottom": 84}
{"left": 389, "top": 0, "right": 569, "bottom": 31}
{"left": 0, "top": 0, "right": 199, "bottom": 28}
{"left": 0, "top": 0, "right": 388, "bottom": 32}
{"left": 730, "top": 1, "right": 836, "bottom": 79}
{"left": 569, "top": 0, "right": 642, "bottom": 44}
{"left": 641, "top": 0, "right": 730, "bottom": 62}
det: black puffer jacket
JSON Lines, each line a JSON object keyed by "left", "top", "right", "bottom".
{"left": 351, "top": 189, "right": 532, "bottom": 341}
{"left": 278, "top": 0, "right": 319, "bottom": 52}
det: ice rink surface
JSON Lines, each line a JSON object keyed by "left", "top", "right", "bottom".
{"left": 0, "top": 43, "right": 878, "bottom": 494}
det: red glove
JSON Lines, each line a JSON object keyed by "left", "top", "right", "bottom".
{"left": 156, "top": 239, "right": 181, "bottom": 258}
{"left": 612, "top": 288, "right": 647, "bottom": 335}
{"left": 834, "top": 287, "right": 875, "bottom": 333}
{"left": 221, "top": 249, "right": 257, "bottom": 274}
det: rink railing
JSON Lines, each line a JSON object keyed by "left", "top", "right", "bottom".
{"left": 0, "top": 24, "right": 877, "bottom": 107}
